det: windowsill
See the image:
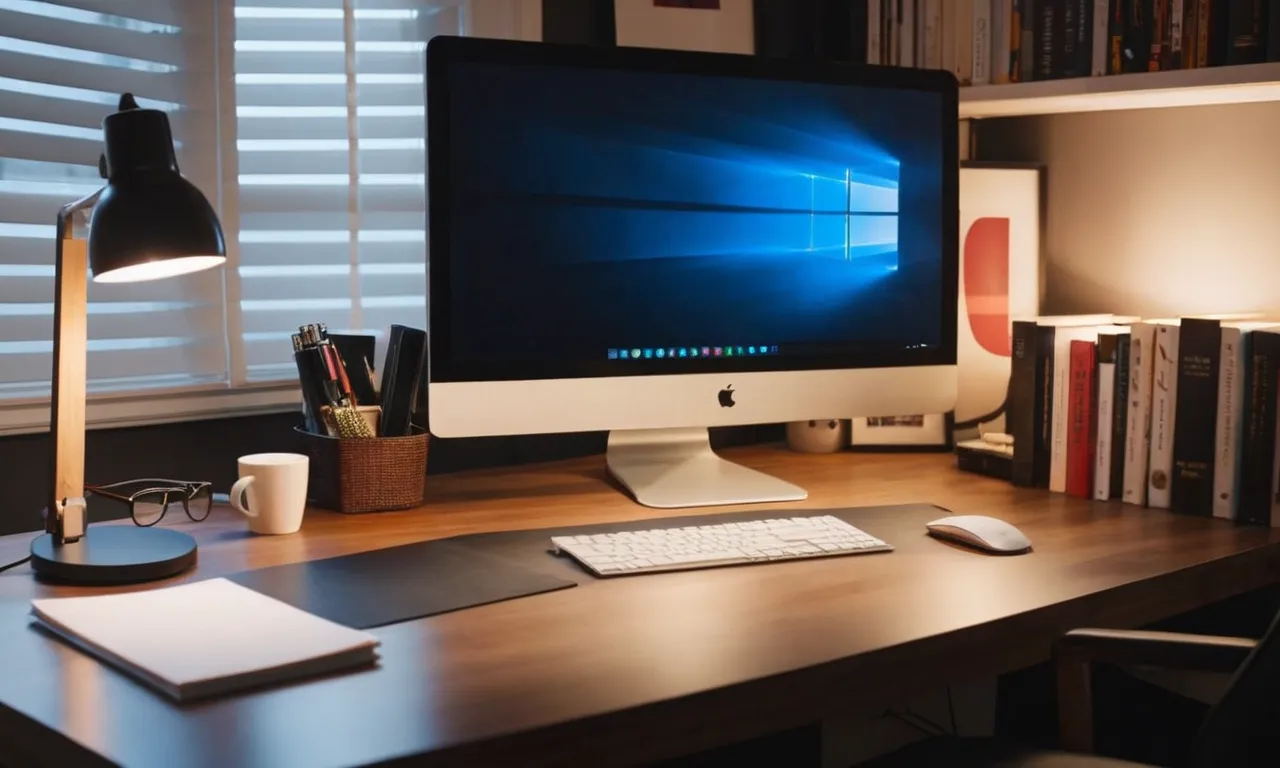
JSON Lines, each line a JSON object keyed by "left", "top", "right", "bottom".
{"left": 0, "top": 382, "right": 302, "bottom": 437}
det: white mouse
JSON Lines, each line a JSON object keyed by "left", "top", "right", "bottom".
{"left": 926, "top": 515, "right": 1032, "bottom": 555}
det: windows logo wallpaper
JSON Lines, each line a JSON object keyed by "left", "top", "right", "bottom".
{"left": 449, "top": 63, "right": 946, "bottom": 364}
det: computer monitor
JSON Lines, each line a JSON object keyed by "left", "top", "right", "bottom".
{"left": 426, "top": 38, "right": 958, "bottom": 509}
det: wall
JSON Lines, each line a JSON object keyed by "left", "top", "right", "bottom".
{"left": 977, "top": 102, "right": 1280, "bottom": 318}
{"left": 614, "top": 0, "right": 754, "bottom": 53}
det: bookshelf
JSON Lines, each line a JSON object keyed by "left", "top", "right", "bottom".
{"left": 960, "top": 62, "right": 1280, "bottom": 119}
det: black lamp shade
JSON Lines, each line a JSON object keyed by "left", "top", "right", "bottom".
{"left": 89, "top": 100, "right": 226, "bottom": 283}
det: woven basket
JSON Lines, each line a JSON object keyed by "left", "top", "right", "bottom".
{"left": 295, "top": 426, "right": 428, "bottom": 514}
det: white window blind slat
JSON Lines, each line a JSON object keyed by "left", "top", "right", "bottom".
{"left": 0, "top": 8, "right": 188, "bottom": 67}
{"left": 0, "top": 0, "right": 227, "bottom": 399}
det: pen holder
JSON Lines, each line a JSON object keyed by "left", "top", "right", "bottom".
{"left": 295, "top": 426, "right": 429, "bottom": 514}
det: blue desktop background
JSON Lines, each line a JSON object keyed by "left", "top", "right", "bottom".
{"left": 447, "top": 62, "right": 945, "bottom": 363}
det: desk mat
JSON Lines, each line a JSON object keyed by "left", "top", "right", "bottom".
{"left": 229, "top": 503, "right": 942, "bottom": 630}
{"left": 227, "top": 539, "right": 576, "bottom": 629}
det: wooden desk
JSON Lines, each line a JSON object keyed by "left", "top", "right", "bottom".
{"left": 1, "top": 447, "right": 1279, "bottom": 768}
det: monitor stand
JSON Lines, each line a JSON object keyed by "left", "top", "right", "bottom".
{"left": 606, "top": 428, "right": 808, "bottom": 509}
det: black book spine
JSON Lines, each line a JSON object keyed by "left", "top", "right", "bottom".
{"left": 1063, "top": 0, "right": 1083, "bottom": 75}
{"left": 1122, "top": 0, "right": 1153, "bottom": 71}
{"left": 1037, "top": 0, "right": 1064, "bottom": 78}
{"left": 1010, "top": 321, "right": 1039, "bottom": 487}
{"left": 1034, "top": 326, "right": 1057, "bottom": 487}
{"left": 1170, "top": 319, "right": 1221, "bottom": 516}
{"left": 1226, "top": 0, "right": 1266, "bottom": 63}
{"left": 1238, "top": 331, "right": 1280, "bottom": 525}
{"left": 1074, "top": 0, "right": 1094, "bottom": 75}
{"left": 1111, "top": 334, "right": 1131, "bottom": 498}
{"left": 1267, "top": 0, "right": 1280, "bottom": 58}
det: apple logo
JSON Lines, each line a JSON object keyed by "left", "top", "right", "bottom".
{"left": 718, "top": 385, "right": 736, "bottom": 408}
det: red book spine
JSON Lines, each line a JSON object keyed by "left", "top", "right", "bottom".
{"left": 1066, "top": 340, "right": 1097, "bottom": 498}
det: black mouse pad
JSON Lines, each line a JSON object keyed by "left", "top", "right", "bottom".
{"left": 227, "top": 539, "right": 576, "bottom": 629}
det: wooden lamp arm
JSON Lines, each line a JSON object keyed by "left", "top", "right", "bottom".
{"left": 1055, "top": 628, "right": 1256, "bottom": 754}
{"left": 48, "top": 191, "right": 100, "bottom": 543}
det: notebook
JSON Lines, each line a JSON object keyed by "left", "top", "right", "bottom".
{"left": 30, "top": 578, "right": 380, "bottom": 703}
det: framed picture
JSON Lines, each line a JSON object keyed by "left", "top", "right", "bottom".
{"left": 955, "top": 163, "right": 1043, "bottom": 433}
{"left": 849, "top": 413, "right": 952, "bottom": 451}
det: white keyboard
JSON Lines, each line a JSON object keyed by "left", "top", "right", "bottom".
{"left": 550, "top": 515, "right": 892, "bottom": 577}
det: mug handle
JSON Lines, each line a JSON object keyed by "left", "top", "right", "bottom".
{"left": 230, "top": 476, "right": 258, "bottom": 518}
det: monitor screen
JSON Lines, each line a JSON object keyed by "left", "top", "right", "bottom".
{"left": 431, "top": 47, "right": 954, "bottom": 383}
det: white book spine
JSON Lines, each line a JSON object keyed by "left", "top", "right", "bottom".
{"left": 1091, "top": 0, "right": 1109, "bottom": 75}
{"left": 1095, "top": 360, "right": 1116, "bottom": 500}
{"left": 1212, "top": 327, "right": 1244, "bottom": 520}
{"left": 992, "top": 0, "right": 1011, "bottom": 83}
{"left": 868, "top": 1, "right": 883, "bottom": 65}
{"left": 1123, "top": 323, "right": 1157, "bottom": 505}
{"left": 1170, "top": 0, "right": 1184, "bottom": 60}
{"left": 972, "top": 0, "right": 992, "bottom": 84}
{"left": 900, "top": 0, "right": 916, "bottom": 66}
{"left": 923, "top": 0, "right": 943, "bottom": 68}
{"left": 1147, "top": 325, "right": 1180, "bottom": 509}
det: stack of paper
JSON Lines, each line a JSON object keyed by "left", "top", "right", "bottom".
{"left": 31, "top": 578, "right": 379, "bottom": 702}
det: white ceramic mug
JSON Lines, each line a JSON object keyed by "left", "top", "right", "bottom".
{"left": 230, "top": 453, "right": 309, "bottom": 535}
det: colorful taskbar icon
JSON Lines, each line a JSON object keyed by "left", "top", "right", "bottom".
{"left": 608, "top": 345, "right": 779, "bottom": 360}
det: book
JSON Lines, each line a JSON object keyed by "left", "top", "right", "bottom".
{"left": 994, "top": 0, "right": 1013, "bottom": 81}
{"left": 1270, "top": 0, "right": 1280, "bottom": 60}
{"left": 1093, "top": 0, "right": 1112, "bottom": 73}
{"left": 1197, "top": 0, "right": 1213, "bottom": 66}
{"left": 957, "top": 0, "right": 976, "bottom": 81}
{"left": 1123, "top": 321, "right": 1159, "bottom": 505}
{"left": 1169, "top": 0, "right": 1185, "bottom": 67}
{"left": 974, "top": 0, "right": 993, "bottom": 83}
{"left": 1170, "top": 318, "right": 1221, "bottom": 516}
{"left": 1111, "top": 332, "right": 1131, "bottom": 498}
{"left": 1020, "top": 0, "right": 1037, "bottom": 77}
{"left": 1212, "top": 324, "right": 1251, "bottom": 519}
{"left": 1239, "top": 330, "right": 1280, "bottom": 525}
{"left": 1009, "top": 320, "right": 1040, "bottom": 487}
{"left": 1095, "top": 331, "right": 1122, "bottom": 500}
{"left": 1110, "top": 0, "right": 1126, "bottom": 72}
{"left": 1036, "top": 0, "right": 1064, "bottom": 79}
{"left": 1050, "top": 323, "right": 1128, "bottom": 492}
{"left": 1147, "top": 322, "right": 1180, "bottom": 509}
{"left": 1066, "top": 339, "right": 1097, "bottom": 498}
{"left": 1226, "top": 0, "right": 1266, "bottom": 64}
{"left": 30, "top": 579, "right": 380, "bottom": 703}
{"left": 868, "top": 0, "right": 883, "bottom": 64}
{"left": 923, "top": 0, "right": 944, "bottom": 68}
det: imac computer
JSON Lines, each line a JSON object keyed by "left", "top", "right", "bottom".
{"left": 426, "top": 38, "right": 958, "bottom": 509}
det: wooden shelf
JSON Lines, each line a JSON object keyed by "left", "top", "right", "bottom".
{"left": 959, "top": 62, "right": 1280, "bottom": 119}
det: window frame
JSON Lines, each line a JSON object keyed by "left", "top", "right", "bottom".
{"left": 0, "top": 0, "right": 541, "bottom": 437}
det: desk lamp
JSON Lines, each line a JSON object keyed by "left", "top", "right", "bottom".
{"left": 28, "top": 94, "right": 226, "bottom": 584}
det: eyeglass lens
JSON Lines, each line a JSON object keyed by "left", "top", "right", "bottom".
{"left": 187, "top": 485, "right": 212, "bottom": 521}
{"left": 133, "top": 492, "right": 170, "bottom": 526}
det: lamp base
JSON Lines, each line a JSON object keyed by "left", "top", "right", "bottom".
{"left": 30, "top": 526, "right": 197, "bottom": 585}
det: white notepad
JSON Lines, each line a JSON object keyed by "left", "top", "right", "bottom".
{"left": 31, "top": 578, "right": 380, "bottom": 703}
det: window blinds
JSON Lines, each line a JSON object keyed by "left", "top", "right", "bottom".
{"left": 0, "top": 0, "right": 228, "bottom": 399}
{"left": 234, "top": 0, "right": 445, "bottom": 382}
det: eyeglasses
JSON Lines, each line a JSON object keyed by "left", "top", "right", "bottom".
{"left": 85, "top": 479, "right": 213, "bottom": 527}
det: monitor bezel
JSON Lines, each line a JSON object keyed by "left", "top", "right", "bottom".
{"left": 426, "top": 36, "right": 959, "bottom": 384}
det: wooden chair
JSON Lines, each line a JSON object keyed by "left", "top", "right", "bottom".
{"left": 861, "top": 609, "right": 1280, "bottom": 767}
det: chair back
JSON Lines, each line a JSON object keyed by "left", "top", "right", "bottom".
{"left": 1190, "top": 608, "right": 1280, "bottom": 767}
